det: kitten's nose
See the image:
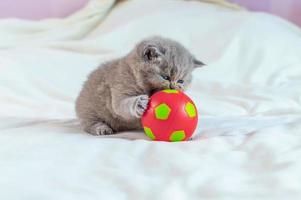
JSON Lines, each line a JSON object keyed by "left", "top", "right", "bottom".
{"left": 169, "top": 84, "right": 176, "bottom": 89}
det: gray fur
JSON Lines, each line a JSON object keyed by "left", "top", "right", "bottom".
{"left": 75, "top": 36, "right": 204, "bottom": 135}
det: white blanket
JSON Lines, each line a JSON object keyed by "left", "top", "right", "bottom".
{"left": 1, "top": 0, "right": 301, "bottom": 199}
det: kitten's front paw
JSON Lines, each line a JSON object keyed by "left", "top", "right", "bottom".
{"left": 133, "top": 95, "right": 149, "bottom": 118}
{"left": 89, "top": 122, "right": 114, "bottom": 136}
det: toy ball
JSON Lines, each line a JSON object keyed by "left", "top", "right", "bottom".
{"left": 141, "top": 89, "right": 198, "bottom": 142}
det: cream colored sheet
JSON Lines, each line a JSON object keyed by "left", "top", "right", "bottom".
{"left": 0, "top": 0, "right": 301, "bottom": 199}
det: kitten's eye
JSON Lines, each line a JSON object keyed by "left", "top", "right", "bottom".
{"left": 177, "top": 80, "right": 184, "bottom": 84}
{"left": 162, "top": 75, "right": 170, "bottom": 81}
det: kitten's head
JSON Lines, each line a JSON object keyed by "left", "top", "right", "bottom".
{"left": 128, "top": 36, "right": 204, "bottom": 94}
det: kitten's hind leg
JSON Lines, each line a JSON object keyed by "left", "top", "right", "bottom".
{"left": 81, "top": 120, "right": 113, "bottom": 136}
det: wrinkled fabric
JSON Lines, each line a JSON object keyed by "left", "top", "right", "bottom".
{"left": 0, "top": 0, "right": 116, "bottom": 48}
{"left": 0, "top": 0, "right": 301, "bottom": 199}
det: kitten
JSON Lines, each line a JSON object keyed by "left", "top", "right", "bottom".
{"left": 75, "top": 36, "right": 204, "bottom": 135}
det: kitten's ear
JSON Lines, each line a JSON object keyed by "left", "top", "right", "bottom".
{"left": 143, "top": 45, "right": 163, "bottom": 62}
{"left": 193, "top": 58, "right": 205, "bottom": 68}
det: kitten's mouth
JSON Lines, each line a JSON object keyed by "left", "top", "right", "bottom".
{"left": 150, "top": 87, "right": 181, "bottom": 95}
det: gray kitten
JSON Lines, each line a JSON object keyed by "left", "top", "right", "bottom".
{"left": 75, "top": 36, "right": 204, "bottom": 135}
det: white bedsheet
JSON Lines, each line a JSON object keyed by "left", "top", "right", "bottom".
{"left": 1, "top": 0, "right": 301, "bottom": 199}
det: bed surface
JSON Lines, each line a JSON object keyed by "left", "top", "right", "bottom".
{"left": 1, "top": 0, "right": 301, "bottom": 199}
